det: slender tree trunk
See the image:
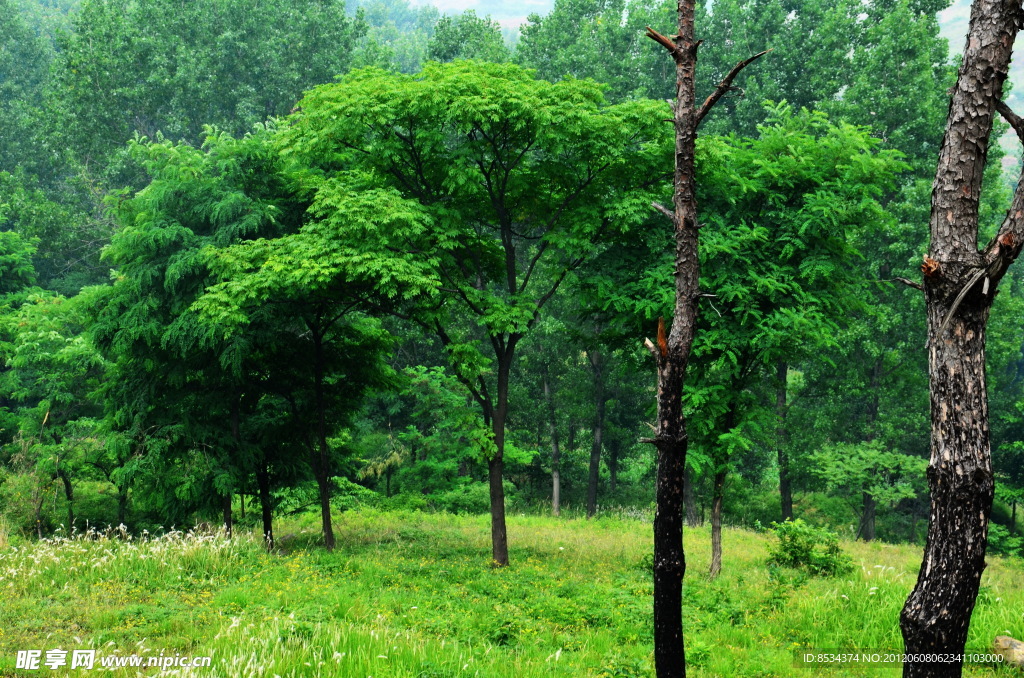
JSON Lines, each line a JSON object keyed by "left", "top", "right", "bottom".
{"left": 58, "top": 470, "right": 74, "bottom": 532}
{"left": 1012, "top": 500, "right": 1017, "bottom": 536}
{"left": 312, "top": 328, "right": 335, "bottom": 551}
{"left": 587, "top": 349, "right": 606, "bottom": 518}
{"left": 489, "top": 350, "right": 513, "bottom": 567}
{"left": 708, "top": 468, "right": 726, "bottom": 579}
{"left": 645, "top": 10, "right": 765, "bottom": 676}
{"left": 900, "top": 0, "right": 1024, "bottom": 674}
{"left": 257, "top": 460, "right": 274, "bottom": 550}
{"left": 683, "top": 464, "right": 700, "bottom": 527}
{"left": 222, "top": 493, "right": 232, "bottom": 539}
{"left": 776, "top": 360, "right": 792, "bottom": 522}
{"left": 542, "top": 367, "right": 562, "bottom": 517}
{"left": 117, "top": 486, "right": 128, "bottom": 526}
{"left": 861, "top": 491, "right": 877, "bottom": 542}
{"left": 609, "top": 442, "right": 619, "bottom": 495}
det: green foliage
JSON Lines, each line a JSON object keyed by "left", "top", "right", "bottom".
{"left": 427, "top": 10, "right": 510, "bottom": 64}
{"left": 48, "top": 0, "right": 370, "bottom": 168}
{"left": 766, "top": 519, "right": 853, "bottom": 576}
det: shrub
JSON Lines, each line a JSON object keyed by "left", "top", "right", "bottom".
{"left": 766, "top": 518, "right": 853, "bottom": 576}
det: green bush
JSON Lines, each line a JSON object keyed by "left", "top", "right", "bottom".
{"left": 766, "top": 518, "right": 853, "bottom": 576}
{"left": 988, "top": 523, "right": 1023, "bottom": 557}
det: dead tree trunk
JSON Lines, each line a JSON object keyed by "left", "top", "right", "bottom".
{"left": 645, "top": 15, "right": 766, "bottom": 678}
{"left": 899, "top": 0, "right": 1024, "bottom": 675}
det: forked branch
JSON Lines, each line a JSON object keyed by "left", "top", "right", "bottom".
{"left": 695, "top": 50, "right": 771, "bottom": 126}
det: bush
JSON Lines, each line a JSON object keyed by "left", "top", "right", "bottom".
{"left": 988, "top": 523, "right": 1022, "bottom": 558}
{"left": 766, "top": 519, "right": 853, "bottom": 576}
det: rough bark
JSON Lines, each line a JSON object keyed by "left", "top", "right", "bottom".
{"left": 542, "top": 367, "right": 562, "bottom": 517}
{"left": 776, "top": 360, "right": 793, "bottom": 522}
{"left": 645, "top": 8, "right": 766, "bottom": 676}
{"left": 587, "top": 349, "right": 606, "bottom": 518}
{"left": 900, "top": 0, "right": 1024, "bottom": 674}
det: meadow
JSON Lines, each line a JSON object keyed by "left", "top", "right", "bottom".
{"left": 0, "top": 510, "right": 1022, "bottom": 677}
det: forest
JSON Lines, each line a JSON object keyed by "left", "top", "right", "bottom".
{"left": 1, "top": 0, "right": 1024, "bottom": 675}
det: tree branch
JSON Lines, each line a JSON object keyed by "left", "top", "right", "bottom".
{"left": 695, "top": 50, "right": 771, "bottom": 127}
{"left": 652, "top": 201, "right": 675, "bottom": 223}
{"left": 892, "top": 277, "right": 925, "bottom": 291}
{"left": 645, "top": 27, "right": 677, "bottom": 54}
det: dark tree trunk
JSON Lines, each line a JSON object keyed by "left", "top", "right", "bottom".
{"left": 645, "top": 11, "right": 765, "bottom": 676}
{"left": 312, "top": 327, "right": 335, "bottom": 551}
{"left": 1012, "top": 501, "right": 1018, "bottom": 536}
{"left": 683, "top": 464, "right": 700, "bottom": 527}
{"left": 58, "top": 470, "right": 74, "bottom": 532}
{"left": 776, "top": 360, "right": 792, "bottom": 522}
{"left": 587, "top": 349, "right": 606, "bottom": 518}
{"left": 860, "top": 491, "right": 877, "bottom": 542}
{"left": 488, "top": 348, "right": 514, "bottom": 567}
{"left": 900, "top": 0, "right": 1024, "bottom": 674}
{"left": 256, "top": 461, "right": 274, "bottom": 551}
{"left": 222, "top": 492, "right": 232, "bottom": 539}
{"left": 542, "top": 367, "right": 562, "bottom": 517}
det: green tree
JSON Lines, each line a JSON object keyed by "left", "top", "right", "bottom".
{"left": 427, "top": 10, "right": 510, "bottom": 64}
{"left": 279, "top": 61, "right": 667, "bottom": 565}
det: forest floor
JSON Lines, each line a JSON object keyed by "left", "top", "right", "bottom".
{"left": 0, "top": 510, "right": 1022, "bottom": 677}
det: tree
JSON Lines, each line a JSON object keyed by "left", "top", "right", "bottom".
{"left": 643, "top": 7, "right": 767, "bottom": 674}
{"left": 427, "top": 10, "right": 510, "bottom": 64}
{"left": 280, "top": 61, "right": 667, "bottom": 565}
{"left": 898, "top": 0, "right": 1024, "bottom": 673}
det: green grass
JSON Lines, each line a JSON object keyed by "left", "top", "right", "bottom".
{"left": 0, "top": 511, "right": 1022, "bottom": 676}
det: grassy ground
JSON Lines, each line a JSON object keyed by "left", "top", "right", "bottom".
{"left": 0, "top": 510, "right": 1022, "bottom": 677}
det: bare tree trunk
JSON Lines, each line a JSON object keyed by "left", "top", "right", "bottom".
{"left": 312, "top": 328, "right": 335, "bottom": 551}
{"left": 542, "top": 367, "right": 562, "bottom": 517}
{"left": 645, "top": 8, "right": 766, "bottom": 674}
{"left": 900, "top": 0, "right": 1024, "bottom": 674}
{"left": 776, "top": 360, "right": 792, "bottom": 522}
{"left": 587, "top": 349, "right": 606, "bottom": 518}
{"left": 488, "top": 345, "right": 517, "bottom": 567}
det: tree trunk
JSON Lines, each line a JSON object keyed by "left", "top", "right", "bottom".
{"left": 222, "top": 492, "right": 232, "bottom": 539}
{"left": 587, "top": 349, "right": 606, "bottom": 518}
{"left": 900, "top": 0, "right": 1024, "bottom": 674}
{"left": 645, "top": 10, "right": 766, "bottom": 676}
{"left": 58, "top": 469, "right": 74, "bottom": 532}
{"left": 488, "top": 347, "right": 515, "bottom": 567}
{"left": 257, "top": 460, "right": 274, "bottom": 551}
{"left": 684, "top": 463, "right": 700, "bottom": 527}
{"left": 1012, "top": 500, "right": 1018, "bottom": 536}
{"left": 609, "top": 441, "right": 619, "bottom": 496}
{"left": 117, "top": 486, "right": 128, "bottom": 526}
{"left": 777, "top": 360, "right": 793, "bottom": 522}
{"left": 861, "top": 490, "right": 876, "bottom": 542}
{"left": 708, "top": 468, "right": 726, "bottom": 579}
{"left": 543, "top": 366, "right": 562, "bottom": 517}
{"left": 312, "top": 327, "right": 335, "bottom": 551}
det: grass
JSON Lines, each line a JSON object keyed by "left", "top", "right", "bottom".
{"left": 0, "top": 511, "right": 1022, "bottom": 676}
